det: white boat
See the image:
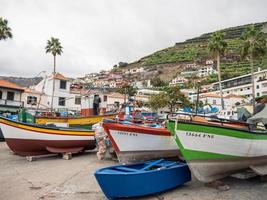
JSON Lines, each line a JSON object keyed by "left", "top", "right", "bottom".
{"left": 102, "top": 120, "right": 180, "bottom": 163}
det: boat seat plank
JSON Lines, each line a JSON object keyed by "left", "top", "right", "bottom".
{"left": 141, "top": 159, "right": 164, "bottom": 171}
{"left": 115, "top": 166, "right": 140, "bottom": 172}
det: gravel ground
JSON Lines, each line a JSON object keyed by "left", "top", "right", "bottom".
{"left": 0, "top": 142, "right": 267, "bottom": 200}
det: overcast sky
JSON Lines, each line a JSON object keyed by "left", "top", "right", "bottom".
{"left": 0, "top": 0, "right": 267, "bottom": 78}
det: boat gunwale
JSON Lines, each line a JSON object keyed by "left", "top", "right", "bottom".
{"left": 0, "top": 116, "right": 94, "bottom": 134}
{"left": 168, "top": 119, "right": 267, "bottom": 135}
{"left": 102, "top": 121, "right": 170, "bottom": 134}
{"left": 35, "top": 113, "right": 117, "bottom": 120}
{"left": 95, "top": 161, "right": 187, "bottom": 175}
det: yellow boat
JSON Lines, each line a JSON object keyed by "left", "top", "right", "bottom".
{"left": 35, "top": 113, "right": 116, "bottom": 129}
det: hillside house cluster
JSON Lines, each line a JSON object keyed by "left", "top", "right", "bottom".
{"left": 181, "top": 60, "right": 217, "bottom": 77}
{"left": 187, "top": 68, "right": 267, "bottom": 109}
{"left": 81, "top": 71, "right": 129, "bottom": 88}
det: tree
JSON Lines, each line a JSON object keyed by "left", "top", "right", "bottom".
{"left": 45, "top": 37, "right": 63, "bottom": 110}
{"left": 148, "top": 92, "right": 168, "bottom": 111}
{"left": 208, "top": 31, "right": 227, "bottom": 109}
{"left": 240, "top": 25, "right": 267, "bottom": 113}
{"left": 118, "top": 62, "right": 128, "bottom": 68}
{"left": 117, "top": 85, "right": 137, "bottom": 102}
{"left": 0, "top": 17, "right": 12, "bottom": 41}
{"left": 151, "top": 77, "right": 167, "bottom": 87}
{"left": 148, "top": 86, "right": 190, "bottom": 112}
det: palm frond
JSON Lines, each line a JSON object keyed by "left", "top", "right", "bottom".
{"left": 208, "top": 31, "right": 228, "bottom": 57}
{"left": 0, "top": 17, "right": 13, "bottom": 40}
{"left": 45, "top": 37, "right": 63, "bottom": 56}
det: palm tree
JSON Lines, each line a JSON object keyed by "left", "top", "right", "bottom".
{"left": 45, "top": 37, "right": 63, "bottom": 110}
{"left": 0, "top": 17, "right": 12, "bottom": 41}
{"left": 240, "top": 25, "right": 267, "bottom": 113}
{"left": 208, "top": 31, "right": 228, "bottom": 109}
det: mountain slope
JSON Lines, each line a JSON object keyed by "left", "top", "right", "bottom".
{"left": 122, "top": 21, "right": 267, "bottom": 82}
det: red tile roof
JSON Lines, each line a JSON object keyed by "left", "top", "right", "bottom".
{"left": 200, "top": 93, "right": 221, "bottom": 98}
{"left": 23, "top": 88, "right": 42, "bottom": 94}
{"left": 49, "top": 73, "right": 69, "bottom": 80}
{"left": 0, "top": 79, "right": 24, "bottom": 91}
{"left": 225, "top": 94, "right": 243, "bottom": 99}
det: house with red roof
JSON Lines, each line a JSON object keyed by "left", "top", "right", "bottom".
{"left": 0, "top": 79, "right": 24, "bottom": 113}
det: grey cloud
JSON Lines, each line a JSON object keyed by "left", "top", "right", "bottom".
{"left": 0, "top": 0, "right": 267, "bottom": 77}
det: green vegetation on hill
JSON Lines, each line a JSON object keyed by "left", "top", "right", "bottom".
{"left": 125, "top": 21, "right": 267, "bottom": 82}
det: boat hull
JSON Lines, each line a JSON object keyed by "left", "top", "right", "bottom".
{"left": 0, "top": 117, "right": 96, "bottom": 156}
{"left": 167, "top": 120, "right": 267, "bottom": 182}
{"left": 186, "top": 156, "right": 267, "bottom": 183}
{"left": 95, "top": 160, "right": 191, "bottom": 199}
{"left": 102, "top": 122, "right": 180, "bottom": 163}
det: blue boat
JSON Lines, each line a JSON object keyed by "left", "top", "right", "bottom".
{"left": 94, "top": 159, "right": 191, "bottom": 199}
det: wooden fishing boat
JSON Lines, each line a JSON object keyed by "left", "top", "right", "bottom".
{"left": 102, "top": 120, "right": 180, "bottom": 163}
{"left": 0, "top": 116, "right": 96, "bottom": 156}
{"left": 95, "top": 159, "right": 191, "bottom": 199}
{"left": 167, "top": 111, "right": 267, "bottom": 183}
{"left": 35, "top": 113, "right": 116, "bottom": 129}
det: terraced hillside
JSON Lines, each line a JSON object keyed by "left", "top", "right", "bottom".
{"left": 123, "top": 21, "right": 267, "bottom": 83}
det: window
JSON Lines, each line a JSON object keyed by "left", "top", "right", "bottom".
{"left": 75, "top": 97, "right": 81, "bottom": 105}
{"left": 60, "top": 80, "right": 67, "bottom": 89}
{"left": 247, "top": 87, "right": 250, "bottom": 90}
{"left": 0, "top": 91, "right": 2, "bottom": 99}
{"left": 58, "top": 97, "right": 66, "bottom": 106}
{"left": 103, "top": 95, "right": 107, "bottom": 102}
{"left": 240, "top": 88, "right": 243, "bottom": 91}
{"left": 27, "top": 96, "right": 37, "bottom": 105}
{"left": 257, "top": 93, "right": 260, "bottom": 97}
{"left": 256, "top": 85, "right": 260, "bottom": 89}
{"left": 212, "top": 100, "right": 216, "bottom": 105}
{"left": 7, "top": 91, "right": 15, "bottom": 101}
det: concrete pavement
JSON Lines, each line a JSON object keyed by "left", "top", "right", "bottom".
{"left": 0, "top": 142, "right": 267, "bottom": 200}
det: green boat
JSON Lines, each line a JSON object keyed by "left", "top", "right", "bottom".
{"left": 167, "top": 108, "right": 267, "bottom": 183}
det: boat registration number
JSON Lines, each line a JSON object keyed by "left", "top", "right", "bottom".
{"left": 116, "top": 131, "right": 138, "bottom": 137}
{"left": 185, "top": 131, "right": 214, "bottom": 139}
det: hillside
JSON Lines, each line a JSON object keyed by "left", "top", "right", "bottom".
{"left": 120, "top": 21, "right": 267, "bottom": 83}
{"left": 0, "top": 76, "right": 43, "bottom": 87}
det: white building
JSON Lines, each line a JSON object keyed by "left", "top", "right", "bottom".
{"left": 181, "top": 70, "right": 198, "bottom": 78}
{"left": 211, "top": 68, "right": 267, "bottom": 99}
{"left": 136, "top": 89, "right": 161, "bottom": 102}
{"left": 185, "top": 63, "right": 197, "bottom": 69}
{"left": 169, "top": 75, "right": 188, "bottom": 86}
{"left": 125, "top": 67, "right": 144, "bottom": 74}
{"left": 205, "top": 60, "right": 214, "bottom": 65}
{"left": 198, "top": 93, "right": 247, "bottom": 109}
{"left": 189, "top": 68, "right": 267, "bottom": 109}
{"left": 197, "top": 65, "right": 217, "bottom": 77}
{"left": 22, "top": 88, "right": 48, "bottom": 110}
{"left": 34, "top": 73, "right": 72, "bottom": 110}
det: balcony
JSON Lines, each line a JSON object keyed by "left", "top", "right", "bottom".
{"left": 0, "top": 99, "right": 24, "bottom": 107}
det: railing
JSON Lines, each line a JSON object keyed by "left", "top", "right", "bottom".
{"left": 0, "top": 99, "right": 24, "bottom": 107}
